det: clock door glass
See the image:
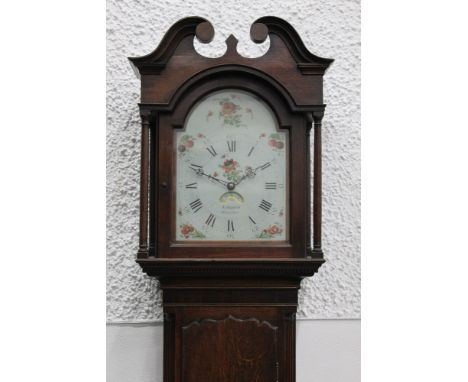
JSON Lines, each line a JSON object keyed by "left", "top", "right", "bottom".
{"left": 175, "top": 90, "right": 288, "bottom": 242}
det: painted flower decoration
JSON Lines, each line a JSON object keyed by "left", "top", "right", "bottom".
{"left": 220, "top": 158, "right": 242, "bottom": 183}
{"left": 222, "top": 101, "right": 237, "bottom": 115}
{"left": 257, "top": 224, "right": 283, "bottom": 239}
{"left": 268, "top": 224, "right": 282, "bottom": 235}
{"left": 180, "top": 224, "right": 205, "bottom": 239}
{"left": 268, "top": 133, "right": 285, "bottom": 150}
{"left": 178, "top": 134, "right": 195, "bottom": 154}
{"left": 218, "top": 98, "right": 243, "bottom": 127}
{"left": 221, "top": 159, "right": 238, "bottom": 173}
{"left": 181, "top": 224, "right": 194, "bottom": 237}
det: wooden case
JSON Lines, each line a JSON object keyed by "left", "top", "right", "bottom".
{"left": 129, "top": 16, "right": 333, "bottom": 382}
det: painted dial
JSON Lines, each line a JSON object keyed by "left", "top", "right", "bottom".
{"left": 175, "top": 90, "right": 288, "bottom": 241}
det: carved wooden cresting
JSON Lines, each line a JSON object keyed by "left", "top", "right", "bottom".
{"left": 129, "top": 16, "right": 333, "bottom": 382}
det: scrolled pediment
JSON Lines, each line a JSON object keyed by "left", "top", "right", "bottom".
{"left": 129, "top": 16, "right": 333, "bottom": 106}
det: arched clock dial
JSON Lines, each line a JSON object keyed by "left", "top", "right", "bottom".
{"left": 175, "top": 90, "right": 289, "bottom": 242}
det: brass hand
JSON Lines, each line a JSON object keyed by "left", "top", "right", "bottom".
{"left": 235, "top": 166, "right": 256, "bottom": 185}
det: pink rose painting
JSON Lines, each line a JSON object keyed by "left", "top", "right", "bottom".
{"left": 268, "top": 133, "right": 285, "bottom": 150}
{"left": 222, "top": 101, "right": 237, "bottom": 115}
{"left": 219, "top": 158, "right": 242, "bottom": 183}
{"left": 257, "top": 223, "right": 283, "bottom": 239}
{"left": 178, "top": 134, "right": 195, "bottom": 155}
{"left": 179, "top": 224, "right": 205, "bottom": 239}
{"left": 218, "top": 97, "right": 243, "bottom": 127}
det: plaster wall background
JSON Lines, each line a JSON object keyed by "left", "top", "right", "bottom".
{"left": 106, "top": 0, "right": 360, "bottom": 322}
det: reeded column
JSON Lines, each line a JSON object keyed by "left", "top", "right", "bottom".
{"left": 305, "top": 115, "right": 313, "bottom": 257}
{"left": 137, "top": 110, "right": 151, "bottom": 258}
{"left": 312, "top": 111, "right": 324, "bottom": 257}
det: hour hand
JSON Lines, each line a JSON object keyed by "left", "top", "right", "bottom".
{"left": 208, "top": 173, "right": 228, "bottom": 186}
{"left": 189, "top": 166, "right": 228, "bottom": 186}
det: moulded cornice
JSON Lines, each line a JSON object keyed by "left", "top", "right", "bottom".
{"left": 136, "top": 66, "right": 327, "bottom": 116}
{"left": 137, "top": 258, "right": 325, "bottom": 278}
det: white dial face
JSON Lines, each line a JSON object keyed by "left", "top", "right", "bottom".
{"left": 175, "top": 90, "right": 288, "bottom": 242}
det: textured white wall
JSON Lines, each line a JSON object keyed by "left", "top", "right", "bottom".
{"left": 107, "top": 0, "right": 360, "bottom": 322}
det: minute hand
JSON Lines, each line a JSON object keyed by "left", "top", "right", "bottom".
{"left": 254, "top": 161, "right": 272, "bottom": 172}
{"left": 236, "top": 162, "right": 272, "bottom": 185}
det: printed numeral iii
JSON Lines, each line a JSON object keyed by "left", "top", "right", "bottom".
{"left": 259, "top": 199, "right": 272, "bottom": 212}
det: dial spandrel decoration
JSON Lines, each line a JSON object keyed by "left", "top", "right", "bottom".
{"left": 175, "top": 90, "right": 288, "bottom": 242}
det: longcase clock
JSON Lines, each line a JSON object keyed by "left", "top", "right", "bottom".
{"left": 129, "top": 16, "right": 333, "bottom": 382}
